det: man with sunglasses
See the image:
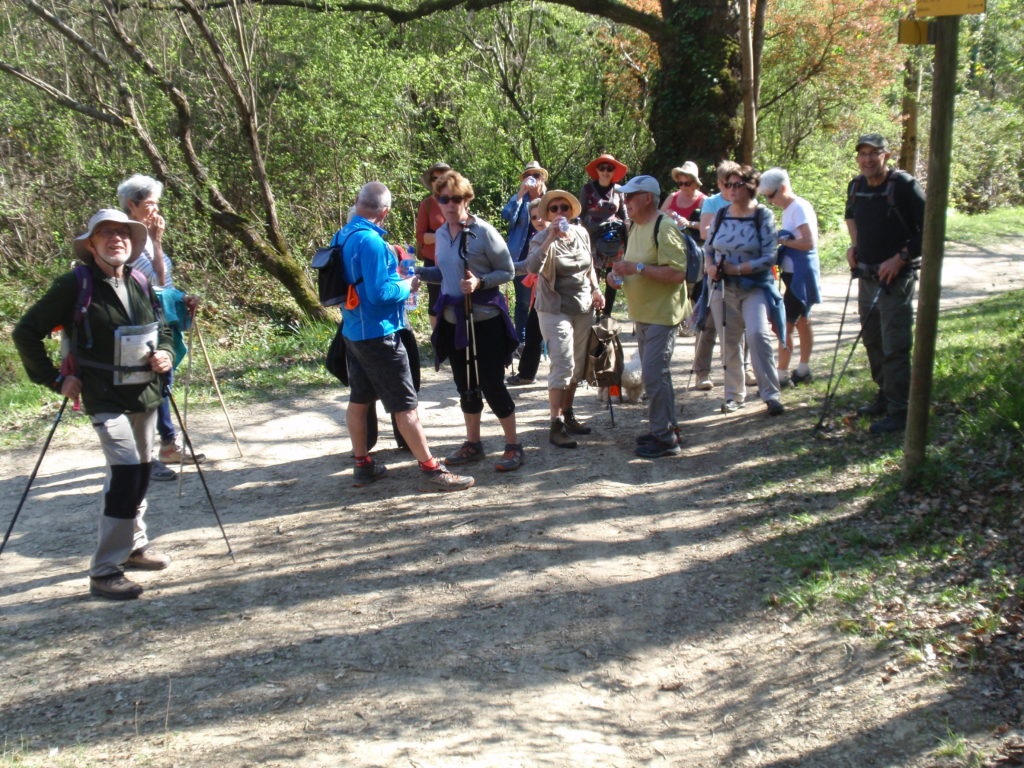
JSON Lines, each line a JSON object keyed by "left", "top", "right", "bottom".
{"left": 844, "top": 133, "right": 925, "bottom": 434}
{"left": 609, "top": 176, "right": 689, "bottom": 458}
{"left": 14, "top": 209, "right": 177, "bottom": 600}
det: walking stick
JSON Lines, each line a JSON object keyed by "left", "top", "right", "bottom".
{"left": 178, "top": 318, "right": 197, "bottom": 497}
{"left": 814, "top": 278, "right": 885, "bottom": 432}
{"left": 194, "top": 320, "right": 243, "bottom": 458}
{"left": 1, "top": 398, "right": 69, "bottom": 560}
{"left": 164, "top": 382, "right": 236, "bottom": 562}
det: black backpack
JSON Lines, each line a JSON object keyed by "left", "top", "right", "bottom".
{"left": 311, "top": 232, "right": 360, "bottom": 308}
{"left": 647, "top": 214, "right": 704, "bottom": 285}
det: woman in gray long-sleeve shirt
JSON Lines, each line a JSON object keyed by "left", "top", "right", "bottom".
{"left": 419, "top": 170, "right": 524, "bottom": 473}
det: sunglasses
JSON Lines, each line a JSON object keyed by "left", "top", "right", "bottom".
{"left": 95, "top": 227, "right": 133, "bottom": 240}
{"left": 548, "top": 203, "right": 572, "bottom": 213}
{"left": 524, "top": 173, "right": 543, "bottom": 179}
{"left": 677, "top": 180, "right": 695, "bottom": 187}
{"left": 437, "top": 195, "right": 465, "bottom": 205}
{"left": 764, "top": 189, "right": 778, "bottom": 199}
{"left": 597, "top": 164, "right": 615, "bottom": 173}
{"left": 724, "top": 181, "right": 747, "bottom": 190}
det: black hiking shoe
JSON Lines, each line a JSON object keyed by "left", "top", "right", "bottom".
{"left": 353, "top": 460, "right": 387, "bottom": 487}
{"left": 635, "top": 436, "right": 681, "bottom": 459}
{"left": 857, "top": 391, "right": 887, "bottom": 417}
{"left": 870, "top": 413, "right": 907, "bottom": 434}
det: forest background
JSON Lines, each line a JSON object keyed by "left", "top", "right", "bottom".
{"left": 0, "top": 0, "right": 1022, "bottom": 336}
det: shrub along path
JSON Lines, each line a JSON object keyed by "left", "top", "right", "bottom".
{"left": 1, "top": 239, "right": 1022, "bottom": 767}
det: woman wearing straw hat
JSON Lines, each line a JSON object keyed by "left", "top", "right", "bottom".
{"left": 579, "top": 153, "right": 629, "bottom": 316}
{"left": 415, "top": 162, "right": 451, "bottom": 329}
{"left": 526, "top": 190, "right": 605, "bottom": 448}
{"left": 661, "top": 161, "right": 706, "bottom": 237}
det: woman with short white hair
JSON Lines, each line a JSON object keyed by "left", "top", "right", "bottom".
{"left": 758, "top": 167, "right": 821, "bottom": 387}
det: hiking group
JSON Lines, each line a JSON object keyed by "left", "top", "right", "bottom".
{"left": 10, "top": 133, "right": 924, "bottom": 600}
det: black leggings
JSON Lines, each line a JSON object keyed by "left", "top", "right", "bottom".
{"left": 439, "top": 315, "right": 516, "bottom": 419}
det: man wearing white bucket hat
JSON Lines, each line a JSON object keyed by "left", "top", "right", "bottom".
{"left": 13, "top": 209, "right": 177, "bottom": 600}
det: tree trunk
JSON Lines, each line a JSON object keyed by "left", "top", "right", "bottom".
{"left": 646, "top": 0, "right": 742, "bottom": 187}
{"left": 738, "top": 0, "right": 756, "bottom": 164}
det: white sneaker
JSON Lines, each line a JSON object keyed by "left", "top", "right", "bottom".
{"left": 695, "top": 377, "right": 713, "bottom": 391}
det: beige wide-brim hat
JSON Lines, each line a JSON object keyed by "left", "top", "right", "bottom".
{"left": 421, "top": 162, "right": 452, "bottom": 189}
{"left": 72, "top": 209, "right": 148, "bottom": 262}
{"left": 537, "top": 190, "right": 582, "bottom": 219}
{"left": 520, "top": 160, "right": 549, "bottom": 183}
{"left": 671, "top": 160, "right": 702, "bottom": 186}
{"left": 585, "top": 154, "right": 629, "bottom": 182}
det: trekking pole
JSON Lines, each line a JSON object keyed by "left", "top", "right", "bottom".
{"left": 164, "top": 380, "right": 236, "bottom": 562}
{"left": 817, "top": 273, "right": 856, "bottom": 410}
{"left": 178, "top": 319, "right": 197, "bottom": 497}
{"left": 194, "top": 320, "right": 243, "bottom": 458}
{"left": 1, "top": 398, "right": 69, "bottom": 560}
{"left": 814, "top": 278, "right": 885, "bottom": 432}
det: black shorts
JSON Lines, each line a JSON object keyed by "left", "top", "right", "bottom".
{"left": 782, "top": 272, "right": 808, "bottom": 321}
{"left": 345, "top": 333, "right": 418, "bottom": 413}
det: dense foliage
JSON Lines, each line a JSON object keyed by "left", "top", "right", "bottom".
{"left": 0, "top": 0, "right": 1021, "bottom": 320}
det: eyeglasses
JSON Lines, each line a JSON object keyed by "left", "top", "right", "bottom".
{"left": 677, "top": 180, "right": 695, "bottom": 188}
{"left": 530, "top": 215, "right": 544, "bottom": 222}
{"left": 857, "top": 150, "right": 885, "bottom": 159}
{"left": 764, "top": 190, "right": 778, "bottom": 199}
{"left": 437, "top": 195, "right": 465, "bottom": 205}
{"left": 597, "top": 164, "right": 615, "bottom": 173}
{"left": 623, "top": 191, "right": 649, "bottom": 200}
{"left": 95, "top": 227, "right": 133, "bottom": 240}
{"left": 724, "top": 181, "right": 747, "bottom": 190}
{"left": 548, "top": 203, "right": 571, "bottom": 213}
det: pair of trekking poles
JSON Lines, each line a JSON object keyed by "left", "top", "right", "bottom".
{"left": 815, "top": 269, "right": 886, "bottom": 431}
{"left": 1, "top": 328, "right": 236, "bottom": 563}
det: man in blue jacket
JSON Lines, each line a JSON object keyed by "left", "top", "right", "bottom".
{"left": 337, "top": 182, "right": 473, "bottom": 492}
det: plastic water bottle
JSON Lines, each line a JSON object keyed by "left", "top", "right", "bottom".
{"left": 401, "top": 249, "right": 418, "bottom": 310}
{"left": 557, "top": 217, "right": 570, "bottom": 233}
{"left": 607, "top": 266, "right": 623, "bottom": 289}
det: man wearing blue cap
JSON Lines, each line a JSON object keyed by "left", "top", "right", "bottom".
{"left": 610, "top": 175, "right": 689, "bottom": 458}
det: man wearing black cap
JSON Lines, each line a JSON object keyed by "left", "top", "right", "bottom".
{"left": 844, "top": 133, "right": 925, "bottom": 433}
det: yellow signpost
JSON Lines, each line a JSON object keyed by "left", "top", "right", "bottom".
{"left": 916, "top": 0, "right": 985, "bottom": 17}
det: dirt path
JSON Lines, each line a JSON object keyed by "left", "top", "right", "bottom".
{"left": 2, "top": 239, "right": 1023, "bottom": 767}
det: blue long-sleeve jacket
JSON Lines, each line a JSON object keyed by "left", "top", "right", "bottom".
{"left": 335, "top": 216, "right": 410, "bottom": 342}
{"left": 501, "top": 192, "right": 533, "bottom": 261}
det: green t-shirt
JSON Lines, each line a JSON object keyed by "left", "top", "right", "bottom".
{"left": 622, "top": 214, "right": 689, "bottom": 325}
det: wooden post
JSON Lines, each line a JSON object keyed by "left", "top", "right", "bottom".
{"left": 903, "top": 14, "right": 960, "bottom": 484}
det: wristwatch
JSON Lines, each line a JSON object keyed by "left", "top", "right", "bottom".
{"left": 635, "top": 262, "right": 646, "bottom": 275}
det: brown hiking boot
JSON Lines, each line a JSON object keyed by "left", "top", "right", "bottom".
{"left": 549, "top": 419, "right": 578, "bottom": 449}
{"left": 419, "top": 467, "right": 475, "bottom": 492}
{"left": 90, "top": 572, "right": 144, "bottom": 600}
{"left": 562, "top": 409, "right": 592, "bottom": 435}
{"left": 124, "top": 546, "right": 171, "bottom": 570}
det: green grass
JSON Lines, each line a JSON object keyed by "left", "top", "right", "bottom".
{"left": 763, "top": 283, "right": 1024, "bottom": 668}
